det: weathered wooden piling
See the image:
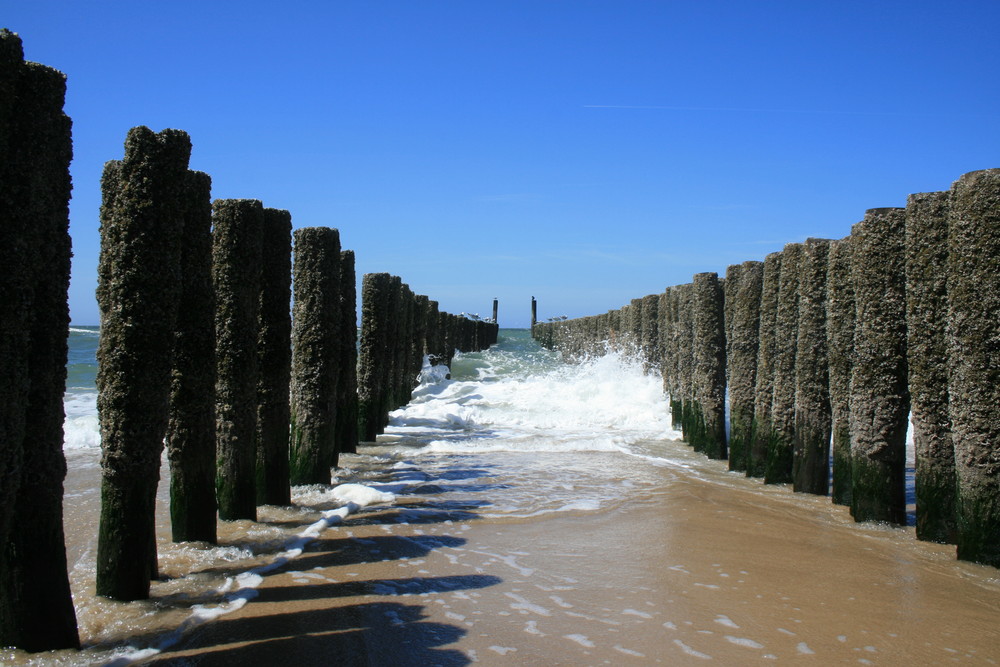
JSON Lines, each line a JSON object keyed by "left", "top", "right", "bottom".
{"left": 96, "top": 127, "right": 190, "bottom": 601}
{"left": 531, "top": 296, "right": 537, "bottom": 328}
{"left": 336, "top": 250, "right": 359, "bottom": 455}
{"left": 166, "top": 170, "right": 217, "bottom": 543}
{"left": 849, "top": 208, "right": 909, "bottom": 524}
{"left": 256, "top": 208, "right": 292, "bottom": 505}
{"left": 947, "top": 169, "right": 1000, "bottom": 566}
{"left": 726, "top": 261, "right": 763, "bottom": 473}
{"left": 675, "top": 284, "right": 696, "bottom": 443}
{"left": 766, "top": 243, "right": 802, "bottom": 484}
{"left": 212, "top": 198, "right": 264, "bottom": 521}
{"left": 289, "top": 227, "right": 341, "bottom": 484}
{"left": 426, "top": 300, "right": 442, "bottom": 365}
{"left": 826, "top": 236, "right": 855, "bottom": 506}
{"left": 748, "top": 252, "right": 781, "bottom": 478}
{"left": 0, "top": 30, "right": 79, "bottom": 649}
{"left": 640, "top": 293, "right": 659, "bottom": 368}
{"left": 493, "top": 298, "right": 499, "bottom": 324}
{"left": 792, "top": 238, "right": 832, "bottom": 495}
{"left": 691, "top": 273, "right": 727, "bottom": 459}
{"left": 905, "top": 191, "right": 955, "bottom": 543}
{"left": 358, "top": 273, "right": 393, "bottom": 441}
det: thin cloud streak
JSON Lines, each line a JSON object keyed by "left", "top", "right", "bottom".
{"left": 582, "top": 104, "right": 981, "bottom": 117}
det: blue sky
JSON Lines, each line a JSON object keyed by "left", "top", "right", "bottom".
{"left": 6, "top": 1, "right": 998, "bottom": 328}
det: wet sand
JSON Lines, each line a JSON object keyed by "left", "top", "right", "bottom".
{"left": 143, "top": 455, "right": 1000, "bottom": 666}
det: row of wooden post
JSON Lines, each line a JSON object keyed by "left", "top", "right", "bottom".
{"left": 532, "top": 169, "right": 1000, "bottom": 568}
{"left": 357, "top": 276, "right": 498, "bottom": 442}
{"left": 0, "top": 28, "right": 500, "bottom": 650}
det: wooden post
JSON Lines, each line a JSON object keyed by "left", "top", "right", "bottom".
{"left": 726, "top": 261, "right": 763, "bottom": 473}
{"left": 336, "top": 250, "right": 359, "bottom": 455}
{"left": 792, "top": 238, "right": 832, "bottom": 495}
{"left": 0, "top": 30, "right": 79, "bottom": 649}
{"left": 767, "top": 243, "right": 802, "bottom": 484}
{"left": 96, "top": 127, "right": 190, "bottom": 601}
{"left": 358, "top": 273, "right": 393, "bottom": 441}
{"left": 692, "top": 273, "right": 727, "bottom": 459}
{"left": 256, "top": 208, "right": 292, "bottom": 505}
{"left": 849, "top": 208, "right": 909, "bottom": 525}
{"left": 167, "top": 170, "right": 217, "bottom": 542}
{"left": 905, "top": 191, "right": 956, "bottom": 543}
{"left": 947, "top": 169, "right": 1000, "bottom": 565}
{"left": 289, "top": 227, "right": 341, "bottom": 484}
{"left": 212, "top": 198, "right": 264, "bottom": 521}
{"left": 749, "top": 251, "right": 781, "bottom": 478}
{"left": 827, "top": 236, "right": 855, "bottom": 506}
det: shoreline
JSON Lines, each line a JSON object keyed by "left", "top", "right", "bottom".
{"left": 139, "top": 448, "right": 1000, "bottom": 665}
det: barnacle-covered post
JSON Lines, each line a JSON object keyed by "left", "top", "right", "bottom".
{"left": 289, "top": 227, "right": 341, "bottom": 483}
{"left": 849, "top": 208, "right": 909, "bottom": 524}
{"left": 947, "top": 169, "right": 1000, "bottom": 565}
{"left": 792, "top": 238, "right": 832, "bottom": 495}
{"left": 826, "top": 236, "right": 855, "bottom": 506}
{"left": 212, "top": 198, "right": 264, "bottom": 521}
{"left": 96, "top": 127, "right": 189, "bottom": 601}
{"left": 905, "top": 191, "right": 955, "bottom": 543}
{"left": 749, "top": 251, "right": 781, "bottom": 479}
{"left": 166, "top": 170, "right": 216, "bottom": 542}
{"left": 256, "top": 208, "right": 292, "bottom": 504}
{"left": 727, "top": 261, "right": 763, "bottom": 473}
{"left": 691, "top": 273, "right": 727, "bottom": 459}
{"left": 767, "top": 242, "right": 802, "bottom": 484}
{"left": 0, "top": 29, "right": 79, "bottom": 649}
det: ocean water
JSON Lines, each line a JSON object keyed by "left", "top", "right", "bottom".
{"left": 9, "top": 327, "right": 988, "bottom": 665}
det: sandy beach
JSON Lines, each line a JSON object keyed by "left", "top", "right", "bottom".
{"left": 142, "top": 449, "right": 1000, "bottom": 666}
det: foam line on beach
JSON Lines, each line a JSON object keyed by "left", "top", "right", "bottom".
{"left": 103, "top": 484, "right": 394, "bottom": 665}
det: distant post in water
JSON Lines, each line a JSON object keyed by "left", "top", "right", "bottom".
{"left": 167, "top": 170, "right": 217, "bottom": 543}
{"left": 792, "top": 238, "right": 832, "bottom": 495}
{"left": 531, "top": 296, "right": 537, "bottom": 328}
{"left": 493, "top": 298, "right": 499, "bottom": 324}
{"left": 256, "top": 208, "right": 292, "bottom": 505}
{"left": 905, "top": 191, "right": 956, "bottom": 543}
{"left": 289, "top": 227, "right": 342, "bottom": 483}
{"left": 826, "top": 236, "right": 855, "bottom": 506}
{"left": 96, "top": 127, "right": 190, "bottom": 601}
{"left": 213, "top": 198, "right": 264, "bottom": 521}
{"left": 947, "top": 169, "right": 1000, "bottom": 566}
{"left": 849, "top": 208, "right": 909, "bottom": 525}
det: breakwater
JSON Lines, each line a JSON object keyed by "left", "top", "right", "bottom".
{"left": 532, "top": 168, "right": 1000, "bottom": 568}
{"left": 0, "top": 30, "right": 497, "bottom": 653}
